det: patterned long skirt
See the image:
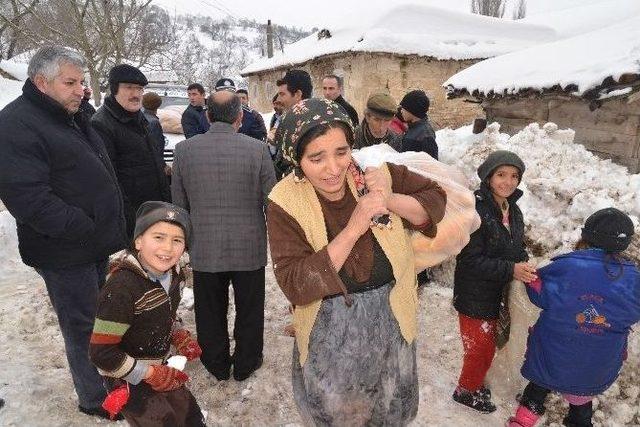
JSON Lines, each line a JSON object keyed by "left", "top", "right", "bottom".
{"left": 292, "top": 283, "right": 418, "bottom": 426}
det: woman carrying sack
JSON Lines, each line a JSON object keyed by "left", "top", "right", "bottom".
{"left": 267, "top": 98, "right": 446, "bottom": 425}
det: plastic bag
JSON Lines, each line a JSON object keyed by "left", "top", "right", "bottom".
{"left": 352, "top": 144, "right": 481, "bottom": 271}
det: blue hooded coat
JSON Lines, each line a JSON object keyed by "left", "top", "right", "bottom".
{"left": 522, "top": 249, "right": 640, "bottom": 395}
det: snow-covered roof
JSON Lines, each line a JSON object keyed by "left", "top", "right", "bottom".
{"left": 522, "top": 0, "right": 640, "bottom": 39}
{"left": 241, "top": 4, "right": 556, "bottom": 75}
{"left": 444, "top": 14, "right": 640, "bottom": 100}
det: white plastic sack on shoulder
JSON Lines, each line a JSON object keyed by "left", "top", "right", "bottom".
{"left": 352, "top": 144, "right": 481, "bottom": 271}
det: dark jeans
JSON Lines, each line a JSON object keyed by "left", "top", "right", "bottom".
{"left": 521, "top": 382, "right": 593, "bottom": 427}
{"left": 36, "top": 259, "right": 108, "bottom": 408}
{"left": 193, "top": 268, "right": 265, "bottom": 377}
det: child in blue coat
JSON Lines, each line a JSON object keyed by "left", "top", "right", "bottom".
{"left": 509, "top": 208, "right": 639, "bottom": 427}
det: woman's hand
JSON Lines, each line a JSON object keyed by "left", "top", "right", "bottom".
{"left": 364, "top": 167, "right": 392, "bottom": 203}
{"left": 345, "top": 191, "right": 389, "bottom": 238}
{"left": 513, "top": 262, "right": 537, "bottom": 283}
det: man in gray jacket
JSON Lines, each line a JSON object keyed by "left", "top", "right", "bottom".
{"left": 171, "top": 91, "right": 276, "bottom": 381}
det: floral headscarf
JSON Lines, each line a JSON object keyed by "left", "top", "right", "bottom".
{"left": 275, "top": 97, "right": 354, "bottom": 169}
{"left": 275, "top": 97, "right": 391, "bottom": 229}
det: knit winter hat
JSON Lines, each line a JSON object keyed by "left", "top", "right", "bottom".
{"left": 477, "top": 150, "right": 526, "bottom": 183}
{"left": 581, "top": 207, "right": 634, "bottom": 252}
{"left": 142, "top": 92, "right": 162, "bottom": 111}
{"left": 275, "top": 97, "right": 354, "bottom": 167}
{"left": 108, "top": 64, "right": 148, "bottom": 95}
{"left": 134, "top": 201, "right": 193, "bottom": 248}
{"left": 214, "top": 78, "right": 236, "bottom": 92}
{"left": 400, "top": 90, "right": 429, "bottom": 119}
{"left": 366, "top": 92, "right": 397, "bottom": 118}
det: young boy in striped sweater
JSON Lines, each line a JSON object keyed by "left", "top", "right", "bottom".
{"left": 90, "top": 201, "right": 206, "bottom": 426}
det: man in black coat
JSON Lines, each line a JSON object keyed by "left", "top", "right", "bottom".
{"left": 399, "top": 90, "right": 438, "bottom": 160}
{"left": 181, "top": 82, "right": 210, "bottom": 139}
{"left": 92, "top": 64, "right": 171, "bottom": 237}
{"left": 0, "top": 46, "right": 127, "bottom": 420}
{"left": 322, "top": 74, "right": 359, "bottom": 127}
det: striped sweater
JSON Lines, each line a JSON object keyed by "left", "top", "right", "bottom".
{"left": 90, "top": 254, "right": 184, "bottom": 380}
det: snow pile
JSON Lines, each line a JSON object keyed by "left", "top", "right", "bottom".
{"left": 0, "top": 58, "right": 28, "bottom": 81}
{"left": 445, "top": 14, "right": 640, "bottom": 97}
{"left": 242, "top": 4, "right": 555, "bottom": 74}
{"left": 436, "top": 122, "right": 640, "bottom": 260}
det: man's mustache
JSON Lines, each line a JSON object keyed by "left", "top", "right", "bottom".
{"left": 128, "top": 97, "right": 140, "bottom": 103}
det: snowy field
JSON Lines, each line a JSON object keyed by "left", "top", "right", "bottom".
{"left": 0, "top": 122, "right": 639, "bottom": 426}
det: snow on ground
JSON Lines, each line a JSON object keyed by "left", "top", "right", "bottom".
{"left": 444, "top": 13, "right": 640, "bottom": 97}
{"left": 1, "top": 122, "right": 639, "bottom": 426}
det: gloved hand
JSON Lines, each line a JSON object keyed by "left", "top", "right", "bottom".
{"left": 172, "top": 329, "right": 202, "bottom": 361}
{"left": 144, "top": 365, "right": 189, "bottom": 392}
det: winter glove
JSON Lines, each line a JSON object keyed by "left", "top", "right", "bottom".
{"left": 144, "top": 365, "right": 189, "bottom": 392}
{"left": 172, "top": 329, "right": 202, "bottom": 361}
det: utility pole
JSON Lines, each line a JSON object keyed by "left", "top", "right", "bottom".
{"left": 266, "top": 19, "right": 274, "bottom": 58}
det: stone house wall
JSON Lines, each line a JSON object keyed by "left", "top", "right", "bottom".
{"left": 483, "top": 95, "right": 640, "bottom": 173}
{"left": 243, "top": 52, "right": 483, "bottom": 130}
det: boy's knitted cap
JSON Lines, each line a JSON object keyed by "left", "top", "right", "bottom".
{"left": 134, "top": 201, "right": 192, "bottom": 248}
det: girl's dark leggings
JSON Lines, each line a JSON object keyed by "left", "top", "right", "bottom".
{"left": 520, "top": 382, "right": 594, "bottom": 427}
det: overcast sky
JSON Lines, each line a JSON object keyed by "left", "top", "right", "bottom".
{"left": 153, "top": 0, "right": 605, "bottom": 30}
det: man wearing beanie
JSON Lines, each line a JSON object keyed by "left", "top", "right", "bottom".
{"left": 399, "top": 89, "right": 438, "bottom": 159}
{"left": 182, "top": 82, "right": 209, "bottom": 139}
{"left": 142, "top": 92, "right": 168, "bottom": 174}
{"left": 353, "top": 92, "right": 402, "bottom": 150}
{"left": 92, "top": 64, "right": 171, "bottom": 237}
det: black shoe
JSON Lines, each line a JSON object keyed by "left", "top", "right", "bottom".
{"left": 209, "top": 369, "right": 230, "bottom": 381}
{"left": 478, "top": 385, "right": 492, "bottom": 401}
{"left": 452, "top": 388, "right": 497, "bottom": 413}
{"left": 233, "top": 356, "right": 263, "bottom": 381}
{"left": 78, "top": 405, "right": 124, "bottom": 421}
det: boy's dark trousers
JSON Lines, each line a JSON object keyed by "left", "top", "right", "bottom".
{"left": 192, "top": 268, "right": 265, "bottom": 379}
{"left": 520, "top": 382, "right": 594, "bottom": 427}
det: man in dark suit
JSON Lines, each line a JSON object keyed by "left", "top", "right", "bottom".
{"left": 171, "top": 91, "right": 276, "bottom": 382}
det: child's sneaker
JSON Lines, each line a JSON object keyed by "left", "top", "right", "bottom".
{"left": 452, "top": 387, "right": 497, "bottom": 413}
{"left": 507, "top": 405, "right": 540, "bottom": 427}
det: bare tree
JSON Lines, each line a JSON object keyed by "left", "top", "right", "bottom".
{"left": 512, "top": 0, "right": 527, "bottom": 19}
{"left": 471, "top": 0, "right": 506, "bottom": 18}
{"left": 4, "top": 0, "right": 173, "bottom": 105}
{"left": 0, "top": 0, "right": 40, "bottom": 59}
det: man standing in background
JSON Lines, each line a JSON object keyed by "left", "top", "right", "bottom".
{"left": 182, "top": 83, "right": 210, "bottom": 139}
{"left": 322, "top": 74, "right": 359, "bottom": 127}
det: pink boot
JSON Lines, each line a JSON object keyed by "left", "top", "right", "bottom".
{"left": 507, "top": 405, "right": 540, "bottom": 427}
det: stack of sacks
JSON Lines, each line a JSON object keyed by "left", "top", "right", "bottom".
{"left": 352, "top": 144, "right": 481, "bottom": 271}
